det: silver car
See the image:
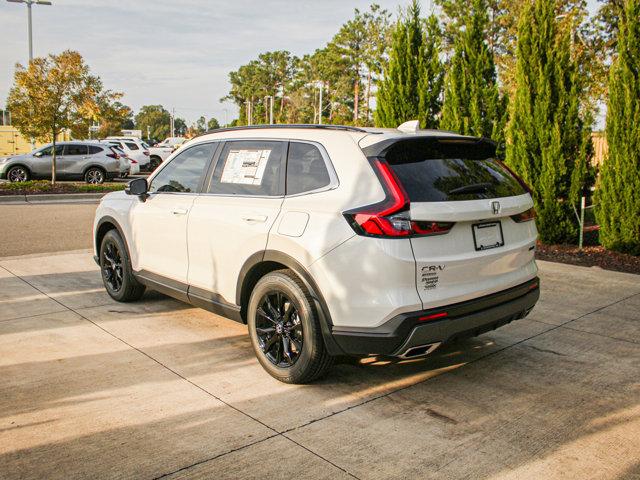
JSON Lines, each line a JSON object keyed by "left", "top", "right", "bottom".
{"left": 0, "top": 141, "right": 121, "bottom": 184}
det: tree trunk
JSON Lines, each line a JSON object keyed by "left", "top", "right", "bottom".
{"left": 365, "top": 71, "right": 372, "bottom": 124}
{"left": 353, "top": 71, "right": 360, "bottom": 125}
{"left": 51, "top": 130, "right": 57, "bottom": 185}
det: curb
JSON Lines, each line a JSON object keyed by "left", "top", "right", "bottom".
{"left": 0, "top": 192, "right": 107, "bottom": 204}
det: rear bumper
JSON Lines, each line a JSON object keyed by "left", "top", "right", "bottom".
{"left": 331, "top": 277, "right": 540, "bottom": 357}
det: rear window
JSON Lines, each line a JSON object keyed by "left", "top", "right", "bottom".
{"left": 384, "top": 138, "right": 525, "bottom": 202}
{"left": 125, "top": 142, "right": 139, "bottom": 150}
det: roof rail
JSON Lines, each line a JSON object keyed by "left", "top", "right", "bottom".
{"left": 196, "top": 123, "right": 370, "bottom": 139}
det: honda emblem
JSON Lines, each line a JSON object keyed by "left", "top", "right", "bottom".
{"left": 491, "top": 201, "right": 501, "bottom": 215}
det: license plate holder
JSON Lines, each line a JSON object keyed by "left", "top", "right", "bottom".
{"left": 472, "top": 221, "right": 504, "bottom": 251}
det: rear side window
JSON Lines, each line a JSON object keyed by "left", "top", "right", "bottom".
{"left": 64, "top": 144, "right": 88, "bottom": 156}
{"left": 384, "top": 138, "right": 525, "bottom": 202}
{"left": 286, "top": 142, "right": 331, "bottom": 195}
{"left": 125, "top": 142, "right": 139, "bottom": 150}
{"left": 208, "top": 140, "right": 284, "bottom": 196}
{"left": 88, "top": 145, "right": 103, "bottom": 154}
{"left": 149, "top": 143, "right": 215, "bottom": 193}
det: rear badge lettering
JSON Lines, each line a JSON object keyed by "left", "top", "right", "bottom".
{"left": 421, "top": 265, "right": 445, "bottom": 290}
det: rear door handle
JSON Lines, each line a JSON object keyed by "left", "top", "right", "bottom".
{"left": 171, "top": 208, "right": 188, "bottom": 216}
{"left": 242, "top": 215, "right": 268, "bottom": 224}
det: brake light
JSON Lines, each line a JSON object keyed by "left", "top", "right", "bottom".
{"left": 143, "top": 151, "right": 149, "bottom": 156}
{"left": 129, "top": 158, "right": 138, "bottom": 164}
{"left": 511, "top": 207, "right": 536, "bottom": 223}
{"left": 344, "top": 158, "right": 455, "bottom": 238}
{"left": 498, "top": 160, "right": 532, "bottom": 194}
{"left": 106, "top": 153, "right": 118, "bottom": 159}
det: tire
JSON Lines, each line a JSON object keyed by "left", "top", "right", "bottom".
{"left": 85, "top": 167, "right": 105, "bottom": 184}
{"left": 99, "top": 229, "right": 145, "bottom": 302}
{"left": 7, "top": 165, "right": 29, "bottom": 182}
{"left": 247, "top": 269, "right": 333, "bottom": 383}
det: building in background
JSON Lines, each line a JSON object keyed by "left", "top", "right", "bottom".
{"left": 0, "top": 126, "right": 70, "bottom": 156}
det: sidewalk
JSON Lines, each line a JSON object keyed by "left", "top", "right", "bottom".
{"left": 1, "top": 252, "right": 639, "bottom": 479}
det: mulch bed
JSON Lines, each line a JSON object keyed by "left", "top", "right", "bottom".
{"left": 0, "top": 181, "right": 125, "bottom": 196}
{"left": 536, "top": 243, "right": 640, "bottom": 275}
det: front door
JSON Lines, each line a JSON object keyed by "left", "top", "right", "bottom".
{"left": 32, "top": 144, "right": 63, "bottom": 177}
{"left": 130, "top": 142, "right": 217, "bottom": 286}
{"left": 187, "top": 139, "right": 286, "bottom": 305}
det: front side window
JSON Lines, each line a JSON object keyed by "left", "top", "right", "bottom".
{"left": 208, "top": 141, "right": 284, "bottom": 196}
{"left": 38, "top": 145, "right": 64, "bottom": 156}
{"left": 64, "top": 144, "right": 88, "bottom": 156}
{"left": 286, "top": 142, "right": 331, "bottom": 195}
{"left": 149, "top": 143, "right": 216, "bottom": 193}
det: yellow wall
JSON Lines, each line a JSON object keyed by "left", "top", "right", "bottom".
{"left": 0, "top": 126, "right": 70, "bottom": 156}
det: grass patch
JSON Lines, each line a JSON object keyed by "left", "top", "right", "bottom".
{"left": 0, "top": 180, "right": 126, "bottom": 196}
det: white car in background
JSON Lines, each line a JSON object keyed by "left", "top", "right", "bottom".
{"left": 105, "top": 137, "right": 151, "bottom": 171}
{"left": 147, "top": 136, "right": 186, "bottom": 171}
{"left": 99, "top": 141, "right": 140, "bottom": 177}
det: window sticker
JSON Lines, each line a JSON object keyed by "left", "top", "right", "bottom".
{"left": 220, "top": 149, "right": 271, "bottom": 185}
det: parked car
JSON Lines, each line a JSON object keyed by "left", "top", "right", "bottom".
{"left": 100, "top": 141, "right": 140, "bottom": 177}
{"left": 147, "top": 136, "right": 186, "bottom": 171}
{"left": 0, "top": 141, "right": 120, "bottom": 184}
{"left": 93, "top": 123, "right": 540, "bottom": 383}
{"left": 104, "top": 137, "right": 151, "bottom": 171}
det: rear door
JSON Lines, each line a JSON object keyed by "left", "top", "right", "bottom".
{"left": 187, "top": 140, "right": 285, "bottom": 305}
{"left": 385, "top": 137, "right": 538, "bottom": 308}
{"left": 61, "top": 143, "right": 88, "bottom": 175}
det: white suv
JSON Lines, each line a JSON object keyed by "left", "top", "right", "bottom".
{"left": 93, "top": 124, "right": 539, "bottom": 383}
{"left": 105, "top": 137, "right": 151, "bottom": 171}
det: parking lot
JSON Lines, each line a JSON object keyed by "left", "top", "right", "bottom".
{"left": 1, "top": 248, "right": 639, "bottom": 479}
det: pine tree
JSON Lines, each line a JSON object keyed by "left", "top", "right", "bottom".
{"left": 505, "top": 0, "right": 591, "bottom": 244}
{"left": 440, "top": 0, "right": 506, "bottom": 141}
{"left": 595, "top": 0, "right": 640, "bottom": 254}
{"left": 374, "top": 1, "right": 423, "bottom": 127}
{"left": 418, "top": 15, "right": 445, "bottom": 129}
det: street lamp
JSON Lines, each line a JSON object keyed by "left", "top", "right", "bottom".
{"left": 7, "top": 0, "right": 52, "bottom": 62}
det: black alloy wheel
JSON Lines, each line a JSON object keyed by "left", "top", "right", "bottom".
{"left": 255, "top": 291, "right": 304, "bottom": 367}
{"left": 101, "top": 240, "right": 124, "bottom": 293}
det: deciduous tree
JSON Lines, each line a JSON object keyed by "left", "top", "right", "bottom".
{"left": 7, "top": 50, "right": 107, "bottom": 184}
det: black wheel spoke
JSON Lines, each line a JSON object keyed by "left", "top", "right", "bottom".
{"left": 255, "top": 290, "right": 304, "bottom": 368}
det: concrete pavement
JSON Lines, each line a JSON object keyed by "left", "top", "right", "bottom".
{"left": 0, "top": 251, "right": 639, "bottom": 479}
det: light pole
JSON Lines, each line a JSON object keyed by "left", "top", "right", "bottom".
{"left": 7, "top": 0, "right": 52, "bottom": 62}
{"left": 222, "top": 108, "right": 228, "bottom": 127}
{"left": 264, "top": 96, "right": 274, "bottom": 124}
{"left": 316, "top": 81, "right": 323, "bottom": 125}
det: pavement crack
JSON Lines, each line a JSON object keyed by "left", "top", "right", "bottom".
{"left": 523, "top": 345, "right": 567, "bottom": 356}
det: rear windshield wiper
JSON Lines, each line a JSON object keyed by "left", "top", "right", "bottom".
{"left": 448, "top": 182, "right": 493, "bottom": 195}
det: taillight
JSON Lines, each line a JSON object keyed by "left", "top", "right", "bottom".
{"left": 511, "top": 207, "right": 536, "bottom": 223}
{"left": 106, "top": 153, "right": 118, "bottom": 159}
{"left": 498, "top": 160, "right": 532, "bottom": 194}
{"left": 344, "top": 158, "right": 455, "bottom": 238}
{"left": 129, "top": 158, "right": 138, "bottom": 164}
{"left": 143, "top": 151, "right": 150, "bottom": 156}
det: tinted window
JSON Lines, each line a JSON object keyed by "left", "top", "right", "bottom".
{"left": 39, "top": 145, "right": 64, "bottom": 156}
{"left": 286, "top": 142, "right": 331, "bottom": 195}
{"left": 150, "top": 143, "right": 215, "bottom": 193}
{"left": 385, "top": 138, "right": 525, "bottom": 202}
{"left": 88, "top": 145, "right": 103, "bottom": 154}
{"left": 208, "top": 141, "right": 284, "bottom": 196}
{"left": 125, "top": 142, "right": 139, "bottom": 150}
{"left": 64, "top": 144, "right": 88, "bottom": 156}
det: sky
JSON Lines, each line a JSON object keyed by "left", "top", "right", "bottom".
{"left": 1, "top": 0, "right": 600, "bottom": 127}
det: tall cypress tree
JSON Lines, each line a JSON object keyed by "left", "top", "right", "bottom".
{"left": 596, "top": 0, "right": 640, "bottom": 254}
{"left": 506, "top": 0, "right": 591, "bottom": 244}
{"left": 418, "top": 15, "right": 445, "bottom": 129}
{"left": 374, "top": 1, "right": 423, "bottom": 127}
{"left": 440, "top": 0, "right": 505, "bottom": 141}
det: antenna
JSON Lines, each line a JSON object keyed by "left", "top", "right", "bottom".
{"left": 397, "top": 120, "right": 420, "bottom": 133}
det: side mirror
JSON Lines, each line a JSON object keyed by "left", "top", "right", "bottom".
{"left": 126, "top": 178, "right": 148, "bottom": 198}
{"left": 33, "top": 151, "right": 43, "bottom": 158}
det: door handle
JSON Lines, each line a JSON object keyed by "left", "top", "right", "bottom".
{"left": 242, "top": 215, "right": 268, "bottom": 223}
{"left": 171, "top": 208, "right": 188, "bottom": 216}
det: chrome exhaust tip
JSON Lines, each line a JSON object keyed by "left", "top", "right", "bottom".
{"left": 398, "top": 342, "right": 441, "bottom": 359}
